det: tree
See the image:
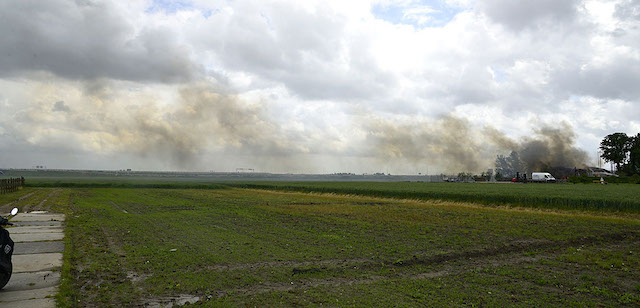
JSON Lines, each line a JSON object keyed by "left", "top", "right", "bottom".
{"left": 495, "top": 154, "right": 509, "bottom": 177}
{"left": 495, "top": 151, "right": 523, "bottom": 178}
{"left": 625, "top": 133, "right": 640, "bottom": 175}
{"left": 600, "top": 133, "right": 630, "bottom": 173}
{"left": 507, "top": 151, "right": 524, "bottom": 173}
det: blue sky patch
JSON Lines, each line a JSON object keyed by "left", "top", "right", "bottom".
{"left": 372, "top": 0, "right": 465, "bottom": 27}
{"left": 145, "top": 0, "right": 194, "bottom": 14}
{"left": 489, "top": 66, "right": 507, "bottom": 83}
{"left": 145, "top": 0, "right": 217, "bottom": 18}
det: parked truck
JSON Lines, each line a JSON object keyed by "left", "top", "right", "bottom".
{"left": 531, "top": 172, "right": 556, "bottom": 183}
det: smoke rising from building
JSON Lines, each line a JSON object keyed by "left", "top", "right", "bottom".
{"left": 365, "top": 115, "right": 588, "bottom": 173}
{"left": 518, "top": 125, "right": 589, "bottom": 172}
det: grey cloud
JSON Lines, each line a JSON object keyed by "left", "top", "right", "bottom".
{"left": 615, "top": 0, "right": 640, "bottom": 20}
{"left": 192, "top": 3, "right": 394, "bottom": 100}
{"left": 52, "top": 101, "right": 70, "bottom": 112}
{"left": 552, "top": 56, "right": 640, "bottom": 101}
{"left": 479, "top": 0, "right": 580, "bottom": 31}
{"left": 0, "top": 0, "right": 198, "bottom": 82}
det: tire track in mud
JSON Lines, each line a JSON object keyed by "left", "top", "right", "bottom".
{"left": 205, "top": 258, "right": 372, "bottom": 272}
{"left": 205, "top": 231, "right": 636, "bottom": 274}
{"left": 0, "top": 190, "right": 38, "bottom": 212}
{"left": 99, "top": 225, "right": 127, "bottom": 258}
{"left": 109, "top": 201, "right": 132, "bottom": 214}
{"left": 212, "top": 231, "right": 638, "bottom": 298}
{"left": 26, "top": 188, "right": 62, "bottom": 212}
{"left": 213, "top": 253, "right": 543, "bottom": 298}
{"left": 35, "top": 188, "right": 62, "bottom": 211}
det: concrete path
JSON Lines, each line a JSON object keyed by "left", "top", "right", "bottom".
{"left": 0, "top": 212, "right": 64, "bottom": 307}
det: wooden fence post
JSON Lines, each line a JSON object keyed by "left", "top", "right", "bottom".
{"left": 0, "top": 177, "right": 24, "bottom": 194}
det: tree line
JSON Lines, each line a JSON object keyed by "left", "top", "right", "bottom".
{"left": 600, "top": 132, "right": 640, "bottom": 176}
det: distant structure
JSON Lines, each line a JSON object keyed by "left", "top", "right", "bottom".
{"left": 236, "top": 168, "right": 255, "bottom": 173}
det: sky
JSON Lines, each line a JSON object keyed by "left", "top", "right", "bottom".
{"left": 0, "top": 0, "right": 639, "bottom": 174}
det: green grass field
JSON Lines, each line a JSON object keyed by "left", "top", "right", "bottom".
{"left": 10, "top": 171, "right": 640, "bottom": 213}
{"left": 228, "top": 181, "right": 640, "bottom": 213}
{"left": 2, "top": 182, "right": 639, "bottom": 307}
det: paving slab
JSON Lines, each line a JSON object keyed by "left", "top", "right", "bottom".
{"left": 2, "top": 271, "right": 60, "bottom": 292}
{"left": 0, "top": 212, "right": 65, "bottom": 307}
{"left": 13, "top": 253, "right": 62, "bottom": 273}
{"left": 12, "top": 232, "right": 64, "bottom": 243}
{"left": 14, "top": 242, "right": 64, "bottom": 255}
{"left": 6, "top": 226, "right": 63, "bottom": 234}
{"left": 0, "top": 286, "right": 57, "bottom": 302}
{"left": 3, "top": 297, "right": 55, "bottom": 308}
{"left": 11, "top": 214, "right": 65, "bottom": 222}
{"left": 11, "top": 221, "right": 62, "bottom": 227}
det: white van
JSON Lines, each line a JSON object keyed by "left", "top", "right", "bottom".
{"left": 531, "top": 172, "right": 556, "bottom": 183}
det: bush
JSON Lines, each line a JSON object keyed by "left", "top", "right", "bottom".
{"left": 568, "top": 176, "right": 580, "bottom": 184}
{"left": 631, "top": 174, "right": 640, "bottom": 184}
{"left": 569, "top": 175, "right": 596, "bottom": 184}
{"left": 608, "top": 176, "right": 632, "bottom": 184}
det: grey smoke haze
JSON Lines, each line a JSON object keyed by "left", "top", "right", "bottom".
{"left": 4, "top": 81, "right": 306, "bottom": 170}
{"left": 365, "top": 115, "right": 588, "bottom": 173}
{"left": 518, "top": 125, "right": 589, "bottom": 171}
{"left": 114, "top": 84, "right": 308, "bottom": 168}
{"left": 365, "top": 116, "right": 490, "bottom": 172}
{"left": 6, "top": 78, "right": 589, "bottom": 174}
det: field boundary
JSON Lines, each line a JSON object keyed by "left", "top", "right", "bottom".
{"left": 0, "top": 177, "right": 25, "bottom": 194}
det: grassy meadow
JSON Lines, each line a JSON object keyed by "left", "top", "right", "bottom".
{"left": 1, "top": 179, "right": 639, "bottom": 306}
{"left": 228, "top": 181, "right": 640, "bottom": 213}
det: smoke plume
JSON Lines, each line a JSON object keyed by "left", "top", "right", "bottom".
{"left": 364, "top": 114, "right": 588, "bottom": 173}
{"left": 365, "top": 115, "right": 493, "bottom": 172}
{"left": 11, "top": 80, "right": 306, "bottom": 170}
{"left": 7, "top": 78, "right": 589, "bottom": 173}
{"left": 518, "top": 125, "right": 589, "bottom": 171}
